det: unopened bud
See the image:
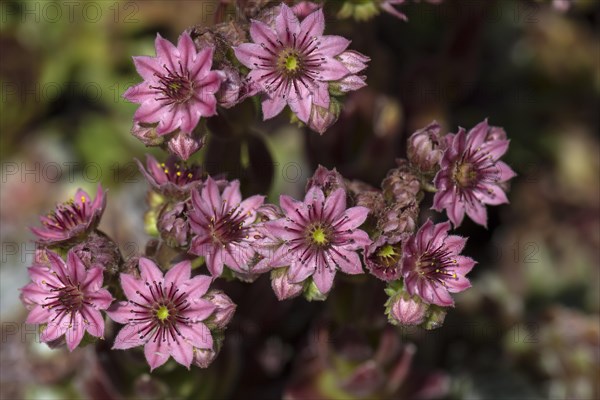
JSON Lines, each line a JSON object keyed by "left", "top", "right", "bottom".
{"left": 407, "top": 121, "right": 446, "bottom": 176}
{"left": 271, "top": 267, "right": 303, "bottom": 301}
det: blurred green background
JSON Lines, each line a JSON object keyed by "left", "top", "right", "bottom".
{"left": 1, "top": 0, "right": 598, "bottom": 399}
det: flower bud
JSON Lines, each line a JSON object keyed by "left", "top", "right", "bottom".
{"left": 306, "top": 165, "right": 347, "bottom": 196}
{"left": 307, "top": 98, "right": 342, "bottom": 134}
{"left": 192, "top": 348, "right": 218, "bottom": 369}
{"left": 406, "top": 121, "right": 446, "bottom": 175}
{"left": 387, "top": 291, "right": 428, "bottom": 326}
{"left": 71, "top": 231, "right": 122, "bottom": 275}
{"left": 157, "top": 202, "right": 189, "bottom": 248}
{"left": 292, "top": 1, "right": 321, "bottom": 18}
{"left": 192, "top": 331, "right": 224, "bottom": 368}
{"left": 338, "top": 50, "right": 371, "bottom": 74}
{"left": 131, "top": 123, "right": 165, "bottom": 146}
{"left": 205, "top": 290, "right": 236, "bottom": 330}
{"left": 167, "top": 131, "right": 206, "bottom": 161}
{"left": 381, "top": 160, "right": 421, "bottom": 207}
{"left": 421, "top": 305, "right": 447, "bottom": 330}
{"left": 271, "top": 267, "right": 303, "bottom": 301}
{"left": 352, "top": 185, "right": 385, "bottom": 212}
{"left": 377, "top": 202, "right": 418, "bottom": 236}
{"left": 304, "top": 280, "right": 327, "bottom": 302}
{"left": 215, "top": 66, "right": 257, "bottom": 109}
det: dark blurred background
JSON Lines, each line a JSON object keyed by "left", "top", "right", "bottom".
{"left": 1, "top": 0, "right": 598, "bottom": 399}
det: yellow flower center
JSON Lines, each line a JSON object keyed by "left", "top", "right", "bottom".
{"left": 168, "top": 82, "right": 182, "bottom": 91}
{"left": 377, "top": 244, "right": 397, "bottom": 259}
{"left": 285, "top": 55, "right": 299, "bottom": 72}
{"left": 277, "top": 49, "right": 302, "bottom": 76}
{"left": 312, "top": 227, "right": 327, "bottom": 245}
{"left": 156, "top": 305, "right": 170, "bottom": 321}
{"left": 454, "top": 163, "right": 477, "bottom": 188}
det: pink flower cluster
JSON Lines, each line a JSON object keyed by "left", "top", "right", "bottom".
{"left": 123, "top": 3, "right": 369, "bottom": 159}
{"left": 19, "top": 0, "right": 518, "bottom": 375}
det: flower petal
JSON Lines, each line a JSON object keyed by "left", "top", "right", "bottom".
{"left": 335, "top": 206, "right": 369, "bottom": 231}
{"left": 65, "top": 313, "right": 85, "bottom": 351}
{"left": 81, "top": 307, "right": 105, "bottom": 338}
{"left": 234, "top": 43, "right": 271, "bottom": 69}
{"left": 331, "top": 249, "right": 363, "bottom": 275}
{"left": 319, "top": 35, "right": 351, "bottom": 56}
{"left": 179, "top": 323, "right": 213, "bottom": 349}
{"left": 318, "top": 57, "right": 349, "bottom": 81}
{"left": 26, "top": 305, "right": 51, "bottom": 324}
{"left": 113, "top": 323, "right": 151, "bottom": 350}
{"left": 312, "top": 265, "right": 336, "bottom": 294}
{"left": 20, "top": 282, "right": 48, "bottom": 305}
{"left": 249, "top": 20, "right": 278, "bottom": 47}
{"left": 185, "top": 275, "right": 211, "bottom": 300}
{"left": 133, "top": 100, "right": 164, "bottom": 124}
{"left": 183, "top": 299, "right": 217, "bottom": 323}
{"left": 120, "top": 273, "right": 148, "bottom": 303}
{"left": 190, "top": 47, "right": 214, "bottom": 79}
{"left": 155, "top": 33, "right": 178, "bottom": 71}
{"left": 288, "top": 87, "right": 312, "bottom": 123}
{"left": 465, "top": 200, "right": 488, "bottom": 228}
{"left": 493, "top": 161, "right": 516, "bottom": 182}
{"left": 262, "top": 94, "right": 287, "bottom": 120}
{"left": 177, "top": 32, "right": 197, "bottom": 71}
{"left": 139, "top": 258, "right": 164, "bottom": 283}
{"left": 288, "top": 259, "right": 316, "bottom": 283}
{"left": 165, "top": 260, "right": 192, "bottom": 288}
{"left": 106, "top": 301, "right": 133, "bottom": 324}
{"left": 323, "top": 188, "right": 346, "bottom": 221}
{"left": 133, "top": 55, "right": 162, "bottom": 81}
{"left": 202, "top": 177, "right": 222, "bottom": 214}
{"left": 144, "top": 337, "right": 170, "bottom": 371}
{"left": 476, "top": 184, "right": 509, "bottom": 206}
{"left": 205, "top": 248, "right": 224, "bottom": 277}
{"left": 86, "top": 288, "right": 113, "bottom": 310}
{"left": 222, "top": 180, "right": 242, "bottom": 208}
{"left": 239, "top": 195, "right": 265, "bottom": 223}
{"left": 123, "top": 82, "right": 156, "bottom": 104}
{"left": 300, "top": 7, "right": 325, "bottom": 37}
{"left": 81, "top": 267, "right": 104, "bottom": 292}
{"left": 40, "top": 313, "right": 68, "bottom": 343}
{"left": 466, "top": 119, "right": 489, "bottom": 149}
{"left": 448, "top": 200, "right": 466, "bottom": 228}
{"left": 276, "top": 4, "right": 301, "bottom": 44}
{"left": 169, "top": 339, "right": 194, "bottom": 369}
